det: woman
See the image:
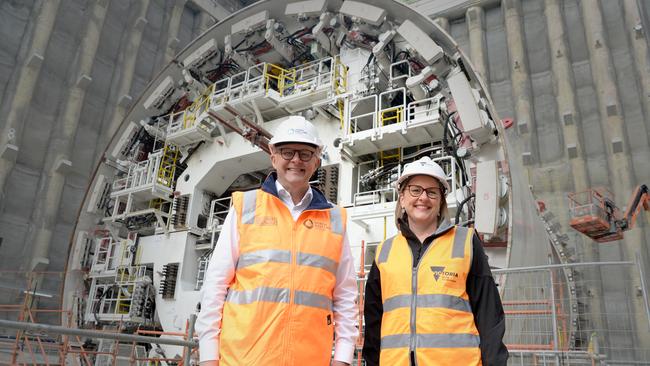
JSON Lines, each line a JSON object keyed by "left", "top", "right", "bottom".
{"left": 363, "top": 156, "right": 508, "bottom": 366}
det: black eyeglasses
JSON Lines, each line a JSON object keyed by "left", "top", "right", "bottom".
{"left": 277, "top": 148, "right": 316, "bottom": 162}
{"left": 406, "top": 185, "right": 443, "bottom": 199}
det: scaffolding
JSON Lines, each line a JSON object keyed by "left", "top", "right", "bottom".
{"left": 495, "top": 260, "right": 650, "bottom": 364}
{"left": 0, "top": 269, "right": 197, "bottom": 365}
{"left": 0, "top": 316, "right": 197, "bottom": 366}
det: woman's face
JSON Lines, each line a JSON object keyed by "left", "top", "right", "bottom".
{"left": 399, "top": 175, "right": 443, "bottom": 228}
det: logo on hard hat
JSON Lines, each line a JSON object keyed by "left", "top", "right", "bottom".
{"left": 288, "top": 128, "right": 308, "bottom": 136}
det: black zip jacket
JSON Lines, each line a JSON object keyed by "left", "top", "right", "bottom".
{"left": 362, "top": 218, "right": 508, "bottom": 366}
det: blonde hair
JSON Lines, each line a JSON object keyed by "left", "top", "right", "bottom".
{"left": 394, "top": 175, "right": 449, "bottom": 230}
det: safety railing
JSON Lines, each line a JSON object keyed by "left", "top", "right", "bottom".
{"left": 210, "top": 77, "right": 230, "bottom": 107}
{"left": 246, "top": 62, "right": 266, "bottom": 96}
{"left": 229, "top": 70, "right": 248, "bottom": 102}
{"left": 494, "top": 259, "right": 650, "bottom": 364}
{"left": 264, "top": 63, "right": 296, "bottom": 97}
{"left": 432, "top": 155, "right": 462, "bottom": 196}
{"left": 347, "top": 94, "right": 377, "bottom": 134}
{"left": 389, "top": 59, "right": 411, "bottom": 86}
{"left": 195, "top": 254, "right": 210, "bottom": 290}
{"left": 111, "top": 151, "right": 163, "bottom": 193}
{"left": 353, "top": 187, "right": 397, "bottom": 206}
{"left": 378, "top": 88, "right": 406, "bottom": 126}
{"left": 157, "top": 143, "right": 179, "bottom": 188}
{"left": 0, "top": 315, "right": 197, "bottom": 366}
{"left": 167, "top": 84, "right": 215, "bottom": 137}
{"left": 208, "top": 196, "right": 232, "bottom": 231}
{"left": 406, "top": 94, "right": 443, "bottom": 126}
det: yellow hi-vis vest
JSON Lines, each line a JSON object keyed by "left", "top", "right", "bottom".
{"left": 220, "top": 189, "right": 346, "bottom": 366}
{"left": 375, "top": 226, "right": 481, "bottom": 366}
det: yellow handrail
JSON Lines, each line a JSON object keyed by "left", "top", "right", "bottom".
{"left": 334, "top": 56, "right": 348, "bottom": 129}
{"left": 379, "top": 106, "right": 403, "bottom": 126}
{"left": 157, "top": 144, "right": 179, "bottom": 188}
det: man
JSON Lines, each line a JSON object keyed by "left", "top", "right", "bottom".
{"left": 196, "top": 115, "right": 358, "bottom": 366}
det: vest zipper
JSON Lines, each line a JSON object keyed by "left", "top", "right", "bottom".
{"left": 409, "top": 267, "right": 417, "bottom": 356}
{"left": 410, "top": 237, "right": 438, "bottom": 366}
{"left": 409, "top": 239, "right": 417, "bottom": 363}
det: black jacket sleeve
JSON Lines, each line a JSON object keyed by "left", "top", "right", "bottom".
{"left": 362, "top": 260, "right": 383, "bottom": 366}
{"left": 467, "top": 234, "right": 509, "bottom": 365}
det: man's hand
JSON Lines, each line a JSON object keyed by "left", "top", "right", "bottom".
{"left": 332, "top": 361, "right": 350, "bottom": 366}
{"left": 200, "top": 361, "right": 218, "bottom": 366}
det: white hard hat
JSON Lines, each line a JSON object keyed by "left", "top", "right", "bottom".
{"left": 268, "top": 116, "right": 323, "bottom": 148}
{"left": 396, "top": 156, "right": 450, "bottom": 191}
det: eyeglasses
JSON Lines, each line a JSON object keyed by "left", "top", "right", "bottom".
{"left": 277, "top": 148, "right": 316, "bottom": 162}
{"left": 406, "top": 185, "right": 443, "bottom": 199}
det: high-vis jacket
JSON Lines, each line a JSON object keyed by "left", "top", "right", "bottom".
{"left": 218, "top": 179, "right": 347, "bottom": 366}
{"left": 375, "top": 221, "right": 481, "bottom": 366}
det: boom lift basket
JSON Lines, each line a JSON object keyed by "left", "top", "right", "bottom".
{"left": 568, "top": 188, "right": 623, "bottom": 242}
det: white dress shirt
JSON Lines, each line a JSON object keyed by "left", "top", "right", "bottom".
{"left": 195, "top": 181, "right": 359, "bottom": 363}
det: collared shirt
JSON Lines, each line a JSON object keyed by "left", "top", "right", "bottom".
{"left": 196, "top": 180, "right": 358, "bottom": 363}
{"left": 275, "top": 180, "right": 313, "bottom": 220}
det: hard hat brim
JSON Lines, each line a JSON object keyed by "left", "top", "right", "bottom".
{"left": 396, "top": 172, "right": 451, "bottom": 192}
{"left": 269, "top": 136, "right": 323, "bottom": 148}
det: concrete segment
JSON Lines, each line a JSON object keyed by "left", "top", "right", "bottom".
{"left": 96, "top": 0, "right": 151, "bottom": 161}
{"left": 503, "top": 0, "right": 537, "bottom": 172}
{"left": 466, "top": 6, "right": 489, "bottom": 84}
{"left": 580, "top": 0, "right": 650, "bottom": 351}
{"left": 433, "top": 17, "right": 450, "bottom": 33}
{"left": 27, "top": 0, "right": 108, "bottom": 273}
{"left": 622, "top": 0, "right": 650, "bottom": 147}
{"left": 165, "top": 0, "right": 188, "bottom": 64}
{"left": 0, "top": 0, "right": 61, "bottom": 199}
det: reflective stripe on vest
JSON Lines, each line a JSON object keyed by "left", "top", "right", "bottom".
{"left": 376, "top": 226, "right": 481, "bottom": 366}
{"left": 297, "top": 252, "right": 338, "bottom": 275}
{"left": 377, "top": 235, "right": 396, "bottom": 264}
{"left": 383, "top": 293, "right": 472, "bottom": 313}
{"left": 381, "top": 333, "right": 480, "bottom": 349}
{"left": 226, "top": 286, "right": 290, "bottom": 305}
{"left": 226, "top": 287, "right": 331, "bottom": 311}
{"left": 236, "top": 250, "right": 338, "bottom": 275}
{"left": 241, "top": 189, "right": 257, "bottom": 224}
{"left": 330, "top": 206, "right": 344, "bottom": 234}
{"left": 237, "top": 249, "right": 291, "bottom": 269}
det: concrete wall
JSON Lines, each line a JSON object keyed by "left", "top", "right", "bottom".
{"left": 0, "top": 0, "right": 215, "bottom": 274}
{"left": 0, "top": 0, "right": 648, "bottom": 282}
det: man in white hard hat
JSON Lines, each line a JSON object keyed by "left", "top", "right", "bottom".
{"left": 196, "top": 116, "right": 358, "bottom": 366}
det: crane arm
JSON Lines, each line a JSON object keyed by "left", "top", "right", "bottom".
{"left": 619, "top": 184, "right": 649, "bottom": 231}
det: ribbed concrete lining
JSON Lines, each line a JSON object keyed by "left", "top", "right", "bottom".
{"left": 0, "top": 0, "right": 647, "bottom": 342}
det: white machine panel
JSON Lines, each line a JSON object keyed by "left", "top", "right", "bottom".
{"left": 285, "top": 0, "right": 327, "bottom": 16}
{"left": 109, "top": 122, "right": 138, "bottom": 159}
{"left": 339, "top": 1, "right": 386, "bottom": 26}
{"left": 87, "top": 174, "right": 108, "bottom": 213}
{"left": 397, "top": 20, "right": 443, "bottom": 64}
{"left": 231, "top": 11, "right": 268, "bottom": 35}
{"left": 447, "top": 69, "right": 493, "bottom": 144}
{"left": 143, "top": 76, "right": 175, "bottom": 111}
{"left": 182, "top": 38, "right": 219, "bottom": 68}
{"left": 474, "top": 160, "right": 499, "bottom": 236}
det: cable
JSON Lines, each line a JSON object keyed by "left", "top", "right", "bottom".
{"left": 455, "top": 193, "right": 475, "bottom": 225}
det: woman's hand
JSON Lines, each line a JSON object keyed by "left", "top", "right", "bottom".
{"left": 200, "top": 361, "right": 219, "bottom": 366}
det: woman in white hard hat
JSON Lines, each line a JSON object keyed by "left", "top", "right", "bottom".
{"left": 362, "top": 156, "right": 508, "bottom": 366}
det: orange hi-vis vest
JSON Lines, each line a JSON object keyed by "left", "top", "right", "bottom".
{"left": 375, "top": 225, "right": 481, "bottom": 366}
{"left": 220, "top": 188, "right": 346, "bottom": 366}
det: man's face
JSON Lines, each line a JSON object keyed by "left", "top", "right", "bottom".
{"left": 270, "top": 143, "right": 320, "bottom": 190}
